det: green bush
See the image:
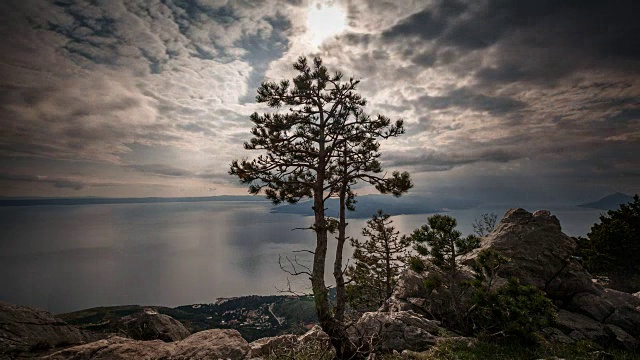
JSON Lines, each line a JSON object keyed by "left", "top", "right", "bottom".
{"left": 469, "top": 249, "right": 556, "bottom": 342}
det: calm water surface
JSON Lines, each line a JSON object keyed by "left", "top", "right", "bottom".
{"left": 0, "top": 201, "right": 603, "bottom": 313}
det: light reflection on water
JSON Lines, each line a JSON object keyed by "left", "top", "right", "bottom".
{"left": 0, "top": 201, "right": 602, "bottom": 313}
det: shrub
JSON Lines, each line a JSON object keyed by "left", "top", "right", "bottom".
{"left": 469, "top": 250, "right": 556, "bottom": 342}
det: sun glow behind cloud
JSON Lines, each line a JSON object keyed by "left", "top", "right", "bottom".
{"left": 306, "top": 2, "right": 347, "bottom": 48}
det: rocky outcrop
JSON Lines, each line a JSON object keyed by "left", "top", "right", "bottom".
{"left": 249, "top": 334, "right": 298, "bottom": 358}
{"left": 248, "top": 325, "right": 331, "bottom": 359}
{"left": 171, "top": 329, "right": 250, "bottom": 359}
{"left": 0, "top": 301, "right": 90, "bottom": 358}
{"left": 385, "top": 209, "right": 640, "bottom": 349}
{"left": 248, "top": 312, "right": 442, "bottom": 357}
{"left": 457, "top": 209, "right": 600, "bottom": 303}
{"left": 349, "top": 311, "right": 442, "bottom": 352}
{"left": 110, "top": 308, "right": 190, "bottom": 342}
{"left": 383, "top": 268, "right": 474, "bottom": 323}
{"left": 43, "top": 329, "right": 249, "bottom": 360}
{"left": 297, "top": 324, "right": 330, "bottom": 348}
{"left": 41, "top": 337, "right": 174, "bottom": 360}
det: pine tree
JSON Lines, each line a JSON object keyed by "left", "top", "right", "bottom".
{"left": 406, "top": 214, "right": 479, "bottom": 326}
{"left": 575, "top": 194, "right": 640, "bottom": 292}
{"left": 229, "top": 56, "right": 411, "bottom": 359}
{"left": 346, "top": 210, "right": 408, "bottom": 312}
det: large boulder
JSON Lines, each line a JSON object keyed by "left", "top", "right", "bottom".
{"left": 40, "top": 336, "right": 174, "bottom": 360}
{"left": 349, "top": 311, "right": 441, "bottom": 352}
{"left": 556, "top": 310, "right": 609, "bottom": 343}
{"left": 249, "top": 326, "right": 331, "bottom": 359}
{"left": 297, "top": 324, "right": 330, "bottom": 348}
{"left": 461, "top": 209, "right": 598, "bottom": 299}
{"left": 171, "top": 329, "right": 250, "bottom": 360}
{"left": 44, "top": 329, "right": 249, "bottom": 360}
{"left": 393, "top": 270, "right": 428, "bottom": 299}
{"left": 0, "top": 301, "right": 90, "bottom": 358}
{"left": 383, "top": 267, "right": 475, "bottom": 327}
{"left": 566, "top": 292, "right": 616, "bottom": 322}
{"left": 110, "top": 308, "right": 190, "bottom": 342}
{"left": 472, "top": 209, "right": 640, "bottom": 348}
{"left": 249, "top": 334, "right": 298, "bottom": 358}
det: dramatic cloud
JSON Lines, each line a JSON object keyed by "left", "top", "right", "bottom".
{"left": 0, "top": 0, "right": 638, "bottom": 202}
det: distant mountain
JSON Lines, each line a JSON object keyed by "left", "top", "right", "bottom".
{"left": 270, "top": 194, "right": 480, "bottom": 218}
{"left": 0, "top": 195, "right": 267, "bottom": 207}
{"left": 577, "top": 192, "right": 633, "bottom": 210}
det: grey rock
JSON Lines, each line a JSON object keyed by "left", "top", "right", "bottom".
{"left": 44, "top": 329, "right": 249, "bottom": 360}
{"left": 566, "top": 293, "right": 615, "bottom": 322}
{"left": 542, "top": 327, "right": 575, "bottom": 344}
{"left": 172, "top": 329, "right": 250, "bottom": 360}
{"left": 249, "top": 334, "right": 298, "bottom": 358}
{"left": 350, "top": 311, "right": 441, "bottom": 352}
{"left": 110, "top": 308, "right": 190, "bottom": 342}
{"left": 603, "top": 305, "right": 640, "bottom": 336}
{"left": 41, "top": 336, "right": 174, "bottom": 360}
{"left": 556, "top": 310, "right": 608, "bottom": 343}
{"left": 298, "top": 324, "right": 330, "bottom": 348}
{"left": 393, "top": 270, "right": 428, "bottom": 299}
{"left": 605, "top": 288, "right": 640, "bottom": 308}
{"left": 0, "top": 301, "right": 89, "bottom": 357}
{"left": 545, "top": 260, "right": 601, "bottom": 300}
{"left": 605, "top": 324, "right": 639, "bottom": 350}
{"left": 461, "top": 209, "right": 581, "bottom": 294}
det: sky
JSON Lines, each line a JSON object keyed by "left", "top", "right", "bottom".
{"left": 0, "top": 0, "right": 638, "bottom": 205}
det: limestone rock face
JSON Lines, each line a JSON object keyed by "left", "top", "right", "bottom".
{"left": 383, "top": 269, "right": 474, "bottom": 323}
{"left": 248, "top": 326, "right": 331, "bottom": 359}
{"left": 249, "top": 334, "right": 298, "bottom": 358}
{"left": 43, "top": 329, "right": 249, "bottom": 360}
{"left": 171, "top": 329, "right": 250, "bottom": 360}
{"left": 386, "top": 208, "right": 640, "bottom": 350}
{"left": 393, "top": 270, "right": 428, "bottom": 299}
{"left": 111, "top": 308, "right": 190, "bottom": 342}
{"left": 566, "top": 293, "right": 615, "bottom": 322}
{"left": 349, "top": 311, "right": 441, "bottom": 352}
{"left": 556, "top": 310, "right": 608, "bottom": 343}
{"left": 462, "top": 209, "right": 589, "bottom": 297}
{"left": 41, "top": 336, "right": 174, "bottom": 360}
{"left": 297, "top": 324, "right": 330, "bottom": 348}
{"left": 0, "top": 301, "right": 89, "bottom": 357}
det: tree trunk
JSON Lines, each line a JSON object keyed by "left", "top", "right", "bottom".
{"left": 384, "top": 228, "right": 392, "bottom": 300}
{"left": 333, "top": 187, "right": 347, "bottom": 322}
{"left": 312, "top": 188, "right": 361, "bottom": 359}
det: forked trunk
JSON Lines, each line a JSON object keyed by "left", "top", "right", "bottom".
{"left": 311, "top": 189, "right": 362, "bottom": 359}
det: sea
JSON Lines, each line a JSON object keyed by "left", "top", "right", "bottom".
{"left": 0, "top": 201, "right": 604, "bottom": 314}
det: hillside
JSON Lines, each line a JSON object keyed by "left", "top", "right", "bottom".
{"left": 58, "top": 294, "right": 319, "bottom": 342}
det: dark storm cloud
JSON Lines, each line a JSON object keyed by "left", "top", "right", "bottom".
{"left": 0, "top": 173, "right": 87, "bottom": 191}
{"left": 378, "top": 0, "right": 638, "bottom": 82}
{"left": 127, "top": 164, "right": 195, "bottom": 177}
{"left": 381, "top": 7, "right": 449, "bottom": 41}
{"left": 416, "top": 87, "right": 527, "bottom": 115}
{"left": 385, "top": 147, "right": 523, "bottom": 172}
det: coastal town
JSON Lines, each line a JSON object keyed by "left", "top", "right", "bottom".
{"left": 173, "top": 294, "right": 318, "bottom": 341}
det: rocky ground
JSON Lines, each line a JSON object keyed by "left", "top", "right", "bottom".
{"left": 1, "top": 208, "right": 639, "bottom": 359}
